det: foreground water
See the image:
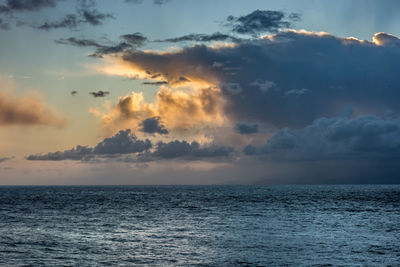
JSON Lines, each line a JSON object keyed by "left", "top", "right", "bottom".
{"left": 0, "top": 185, "right": 399, "bottom": 266}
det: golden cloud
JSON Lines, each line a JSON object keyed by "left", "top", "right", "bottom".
{"left": 91, "top": 85, "right": 226, "bottom": 137}
{"left": 0, "top": 87, "right": 66, "bottom": 127}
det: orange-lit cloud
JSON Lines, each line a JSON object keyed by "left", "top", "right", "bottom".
{"left": 91, "top": 85, "right": 226, "bottom": 138}
{"left": 0, "top": 79, "right": 66, "bottom": 127}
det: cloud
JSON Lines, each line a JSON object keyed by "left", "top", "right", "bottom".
{"left": 0, "top": 156, "right": 14, "bottom": 163}
{"left": 103, "top": 30, "right": 400, "bottom": 129}
{"left": 89, "top": 90, "right": 109, "bottom": 98}
{"left": 0, "top": 18, "right": 9, "bottom": 30}
{"left": 244, "top": 115, "right": 400, "bottom": 161}
{"left": 121, "top": 33, "right": 147, "bottom": 47}
{"left": 0, "top": 0, "right": 58, "bottom": 13}
{"left": 235, "top": 122, "right": 259, "bottom": 135}
{"left": 55, "top": 33, "right": 147, "bottom": 57}
{"left": 142, "top": 81, "right": 168, "bottom": 85}
{"left": 91, "top": 86, "right": 226, "bottom": 137}
{"left": 55, "top": 37, "right": 103, "bottom": 48}
{"left": 27, "top": 129, "right": 152, "bottom": 161}
{"left": 0, "top": 89, "right": 66, "bottom": 127}
{"left": 225, "top": 10, "right": 299, "bottom": 36}
{"left": 26, "top": 129, "right": 233, "bottom": 162}
{"left": 139, "top": 116, "right": 168, "bottom": 135}
{"left": 125, "top": 0, "right": 171, "bottom": 5}
{"left": 37, "top": 7, "right": 113, "bottom": 30}
{"left": 148, "top": 140, "right": 233, "bottom": 160}
{"left": 157, "top": 32, "right": 241, "bottom": 43}
{"left": 284, "top": 88, "right": 311, "bottom": 96}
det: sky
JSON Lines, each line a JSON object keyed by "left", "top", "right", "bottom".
{"left": 1, "top": 0, "right": 400, "bottom": 185}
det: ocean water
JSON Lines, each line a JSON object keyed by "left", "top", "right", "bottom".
{"left": 0, "top": 185, "right": 399, "bottom": 266}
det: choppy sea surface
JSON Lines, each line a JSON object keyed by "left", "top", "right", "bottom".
{"left": 0, "top": 185, "right": 399, "bottom": 266}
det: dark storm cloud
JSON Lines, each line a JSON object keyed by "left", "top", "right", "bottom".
{"left": 235, "top": 122, "right": 259, "bottom": 135}
{"left": 26, "top": 129, "right": 152, "bottom": 161}
{"left": 0, "top": 0, "right": 57, "bottom": 13}
{"left": 26, "top": 129, "right": 234, "bottom": 161}
{"left": 139, "top": 117, "right": 168, "bottom": 135}
{"left": 226, "top": 10, "right": 299, "bottom": 36}
{"left": 158, "top": 32, "right": 241, "bottom": 43}
{"left": 150, "top": 140, "right": 234, "bottom": 160}
{"left": 89, "top": 90, "right": 109, "bottom": 98}
{"left": 119, "top": 30, "right": 400, "bottom": 128}
{"left": 244, "top": 115, "right": 400, "bottom": 161}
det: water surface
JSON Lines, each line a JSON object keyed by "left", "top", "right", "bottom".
{"left": 1, "top": 185, "right": 399, "bottom": 266}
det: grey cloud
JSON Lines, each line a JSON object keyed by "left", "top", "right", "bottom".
{"left": 139, "top": 117, "right": 168, "bottom": 135}
{"left": 0, "top": 156, "right": 14, "bottom": 163}
{"left": 158, "top": 32, "right": 241, "bottom": 43}
{"left": 150, "top": 140, "right": 233, "bottom": 160}
{"left": 55, "top": 37, "right": 103, "bottom": 47}
{"left": 37, "top": 8, "right": 113, "bottom": 30}
{"left": 121, "top": 33, "right": 147, "bottom": 47}
{"left": 89, "top": 91, "right": 109, "bottom": 98}
{"left": 0, "top": 0, "right": 57, "bottom": 13}
{"left": 244, "top": 115, "right": 400, "bottom": 161}
{"left": 0, "top": 18, "right": 9, "bottom": 30}
{"left": 125, "top": 0, "right": 171, "bottom": 5}
{"left": 26, "top": 129, "right": 152, "bottom": 161}
{"left": 119, "top": 30, "right": 400, "bottom": 128}
{"left": 226, "top": 10, "right": 299, "bottom": 36}
{"left": 285, "top": 88, "right": 310, "bottom": 96}
{"left": 55, "top": 33, "right": 146, "bottom": 57}
{"left": 235, "top": 122, "right": 259, "bottom": 135}
{"left": 26, "top": 129, "right": 233, "bottom": 162}
{"left": 142, "top": 81, "right": 168, "bottom": 85}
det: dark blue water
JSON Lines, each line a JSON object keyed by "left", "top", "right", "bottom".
{"left": 0, "top": 185, "right": 399, "bottom": 266}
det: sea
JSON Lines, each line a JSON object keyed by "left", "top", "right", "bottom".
{"left": 0, "top": 185, "right": 399, "bottom": 266}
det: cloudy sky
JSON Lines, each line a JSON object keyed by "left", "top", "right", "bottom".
{"left": 1, "top": 0, "right": 400, "bottom": 185}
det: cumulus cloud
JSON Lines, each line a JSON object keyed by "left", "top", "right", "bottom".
{"left": 0, "top": 89, "right": 66, "bottom": 127}
{"left": 235, "top": 122, "right": 259, "bottom": 135}
{"left": 27, "top": 129, "right": 152, "bottom": 161}
{"left": 244, "top": 115, "right": 400, "bottom": 161}
{"left": 91, "top": 86, "right": 226, "bottom": 136}
{"left": 26, "top": 129, "right": 233, "bottom": 162}
{"left": 101, "top": 30, "right": 400, "bottom": 129}
{"left": 89, "top": 90, "right": 109, "bottom": 98}
{"left": 139, "top": 116, "right": 168, "bottom": 135}
{"left": 149, "top": 140, "right": 233, "bottom": 160}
